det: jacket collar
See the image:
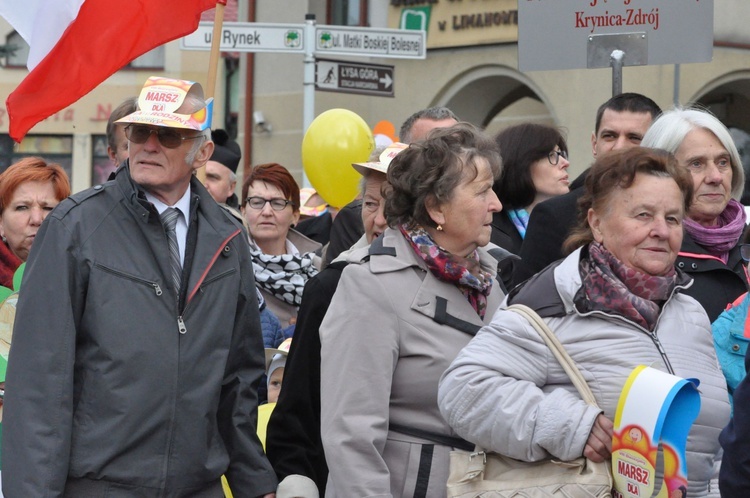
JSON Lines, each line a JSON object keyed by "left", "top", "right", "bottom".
{"left": 679, "top": 230, "right": 745, "bottom": 272}
{"left": 286, "top": 227, "right": 323, "bottom": 254}
{"left": 361, "top": 227, "right": 500, "bottom": 276}
{"left": 555, "top": 245, "right": 694, "bottom": 317}
{"left": 491, "top": 209, "right": 520, "bottom": 237}
{"left": 361, "top": 227, "right": 504, "bottom": 335}
{"left": 114, "top": 162, "right": 242, "bottom": 292}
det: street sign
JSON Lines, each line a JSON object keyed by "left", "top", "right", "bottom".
{"left": 181, "top": 22, "right": 425, "bottom": 60}
{"left": 316, "top": 58, "right": 395, "bottom": 97}
{"left": 315, "top": 25, "right": 425, "bottom": 59}
{"left": 180, "top": 22, "right": 305, "bottom": 53}
{"left": 518, "top": 0, "right": 713, "bottom": 71}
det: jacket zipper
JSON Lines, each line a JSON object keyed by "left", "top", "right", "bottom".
{"left": 94, "top": 263, "right": 163, "bottom": 296}
{"left": 176, "top": 269, "right": 235, "bottom": 335}
{"left": 176, "top": 223, "right": 240, "bottom": 335}
{"left": 573, "top": 284, "right": 689, "bottom": 375}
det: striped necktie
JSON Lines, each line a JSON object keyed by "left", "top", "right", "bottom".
{"left": 160, "top": 207, "right": 182, "bottom": 294}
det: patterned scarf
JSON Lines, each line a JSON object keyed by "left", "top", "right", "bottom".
{"left": 507, "top": 208, "right": 530, "bottom": 239}
{"left": 400, "top": 224, "right": 494, "bottom": 319}
{"left": 250, "top": 244, "right": 319, "bottom": 307}
{"left": 577, "top": 242, "right": 678, "bottom": 332}
{"left": 683, "top": 199, "right": 746, "bottom": 263}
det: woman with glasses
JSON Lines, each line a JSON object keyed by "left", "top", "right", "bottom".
{"left": 240, "top": 163, "right": 321, "bottom": 332}
{"left": 642, "top": 107, "right": 748, "bottom": 322}
{"left": 490, "top": 123, "right": 570, "bottom": 255}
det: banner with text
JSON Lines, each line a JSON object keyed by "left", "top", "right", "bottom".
{"left": 611, "top": 366, "right": 701, "bottom": 498}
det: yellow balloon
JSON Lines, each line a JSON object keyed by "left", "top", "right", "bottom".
{"left": 302, "top": 109, "right": 375, "bottom": 208}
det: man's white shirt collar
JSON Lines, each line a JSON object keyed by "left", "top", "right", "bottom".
{"left": 145, "top": 186, "right": 191, "bottom": 265}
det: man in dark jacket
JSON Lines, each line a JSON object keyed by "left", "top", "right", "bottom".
{"left": 2, "top": 76, "right": 276, "bottom": 498}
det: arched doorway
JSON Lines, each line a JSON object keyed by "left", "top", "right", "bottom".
{"left": 432, "top": 65, "right": 557, "bottom": 136}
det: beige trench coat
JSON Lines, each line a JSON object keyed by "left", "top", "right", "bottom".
{"left": 320, "top": 228, "right": 505, "bottom": 498}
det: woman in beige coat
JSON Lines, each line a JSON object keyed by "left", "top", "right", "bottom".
{"left": 319, "top": 123, "right": 506, "bottom": 497}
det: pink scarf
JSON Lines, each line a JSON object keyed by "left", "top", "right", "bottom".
{"left": 683, "top": 199, "right": 746, "bottom": 263}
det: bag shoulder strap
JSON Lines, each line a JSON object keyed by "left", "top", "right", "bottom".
{"left": 506, "top": 304, "right": 599, "bottom": 408}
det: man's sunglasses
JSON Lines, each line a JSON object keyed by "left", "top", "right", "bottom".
{"left": 124, "top": 124, "right": 203, "bottom": 149}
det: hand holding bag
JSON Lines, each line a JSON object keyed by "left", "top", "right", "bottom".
{"left": 446, "top": 304, "right": 613, "bottom": 498}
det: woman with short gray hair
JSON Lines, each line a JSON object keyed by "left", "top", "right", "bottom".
{"left": 642, "top": 107, "right": 747, "bottom": 321}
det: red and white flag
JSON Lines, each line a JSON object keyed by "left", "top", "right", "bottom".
{"left": 0, "top": 0, "right": 218, "bottom": 142}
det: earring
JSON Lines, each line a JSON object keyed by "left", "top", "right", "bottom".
{"left": 437, "top": 224, "right": 443, "bottom": 231}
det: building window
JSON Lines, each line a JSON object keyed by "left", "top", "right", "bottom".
{"left": 4, "top": 31, "right": 30, "bottom": 68}
{"left": 129, "top": 45, "right": 165, "bottom": 69}
{"left": 92, "top": 134, "right": 116, "bottom": 185}
{"left": 0, "top": 134, "right": 73, "bottom": 182}
{"left": 328, "top": 0, "right": 367, "bottom": 26}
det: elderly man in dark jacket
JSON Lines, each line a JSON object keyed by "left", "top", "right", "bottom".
{"left": 2, "top": 76, "right": 276, "bottom": 498}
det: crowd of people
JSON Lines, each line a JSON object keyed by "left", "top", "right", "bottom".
{"left": 2, "top": 74, "right": 750, "bottom": 498}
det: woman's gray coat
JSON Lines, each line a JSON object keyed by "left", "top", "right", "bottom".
{"left": 320, "top": 227, "right": 505, "bottom": 498}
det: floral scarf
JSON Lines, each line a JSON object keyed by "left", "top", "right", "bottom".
{"left": 400, "top": 224, "right": 493, "bottom": 319}
{"left": 577, "top": 242, "right": 678, "bottom": 332}
{"left": 250, "top": 242, "right": 319, "bottom": 307}
{"left": 507, "top": 208, "right": 530, "bottom": 239}
{"left": 683, "top": 199, "right": 746, "bottom": 264}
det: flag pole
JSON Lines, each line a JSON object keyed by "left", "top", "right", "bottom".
{"left": 206, "top": 0, "right": 226, "bottom": 100}
{"left": 199, "top": 0, "right": 226, "bottom": 183}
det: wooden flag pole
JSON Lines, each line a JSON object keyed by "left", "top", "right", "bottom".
{"left": 206, "top": 0, "right": 227, "bottom": 100}
{"left": 199, "top": 0, "right": 226, "bottom": 183}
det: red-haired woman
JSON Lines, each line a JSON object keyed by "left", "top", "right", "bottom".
{"left": 0, "top": 157, "right": 70, "bottom": 287}
{"left": 241, "top": 163, "right": 321, "bottom": 330}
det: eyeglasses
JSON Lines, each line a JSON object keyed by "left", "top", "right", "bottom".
{"left": 547, "top": 150, "right": 568, "bottom": 165}
{"left": 124, "top": 124, "right": 203, "bottom": 149}
{"left": 741, "top": 244, "right": 750, "bottom": 262}
{"left": 245, "top": 196, "right": 295, "bottom": 211}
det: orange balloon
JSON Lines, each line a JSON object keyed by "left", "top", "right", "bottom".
{"left": 373, "top": 120, "right": 397, "bottom": 142}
